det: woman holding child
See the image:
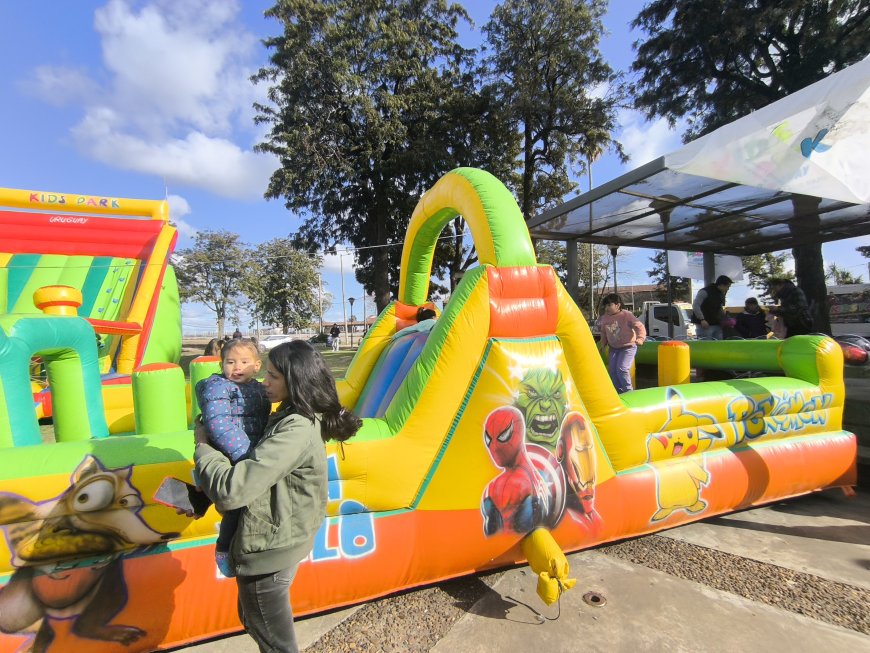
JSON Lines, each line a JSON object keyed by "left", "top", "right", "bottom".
{"left": 193, "top": 340, "right": 361, "bottom": 653}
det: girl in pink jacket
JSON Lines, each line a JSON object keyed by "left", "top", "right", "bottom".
{"left": 597, "top": 293, "right": 646, "bottom": 393}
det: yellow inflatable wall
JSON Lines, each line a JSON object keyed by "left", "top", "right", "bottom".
{"left": 0, "top": 169, "right": 855, "bottom": 652}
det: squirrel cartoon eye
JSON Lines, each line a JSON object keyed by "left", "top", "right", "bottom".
{"left": 117, "top": 493, "right": 142, "bottom": 509}
{"left": 73, "top": 479, "right": 114, "bottom": 512}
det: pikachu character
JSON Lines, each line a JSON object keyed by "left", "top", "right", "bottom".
{"left": 0, "top": 455, "right": 178, "bottom": 653}
{"left": 647, "top": 389, "right": 722, "bottom": 522}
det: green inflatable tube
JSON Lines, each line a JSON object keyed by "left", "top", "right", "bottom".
{"left": 133, "top": 363, "right": 188, "bottom": 434}
{"left": 636, "top": 339, "right": 782, "bottom": 371}
{"left": 189, "top": 356, "right": 221, "bottom": 424}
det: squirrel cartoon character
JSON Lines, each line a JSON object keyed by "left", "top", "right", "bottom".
{"left": 0, "top": 455, "right": 178, "bottom": 652}
{"left": 481, "top": 406, "right": 551, "bottom": 535}
{"left": 647, "top": 390, "right": 721, "bottom": 522}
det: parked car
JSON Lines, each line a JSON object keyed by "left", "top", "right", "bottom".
{"left": 258, "top": 334, "right": 293, "bottom": 351}
{"left": 639, "top": 301, "right": 697, "bottom": 339}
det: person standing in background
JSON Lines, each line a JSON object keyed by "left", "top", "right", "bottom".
{"left": 598, "top": 293, "right": 646, "bottom": 393}
{"left": 692, "top": 275, "right": 733, "bottom": 339}
{"left": 735, "top": 297, "right": 770, "bottom": 339}
{"left": 769, "top": 279, "right": 814, "bottom": 337}
{"left": 329, "top": 323, "right": 341, "bottom": 351}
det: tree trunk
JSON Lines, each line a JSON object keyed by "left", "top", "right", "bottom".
{"left": 373, "top": 246, "right": 390, "bottom": 312}
{"left": 521, "top": 120, "right": 534, "bottom": 223}
{"left": 793, "top": 243, "right": 830, "bottom": 334}
{"left": 789, "top": 196, "right": 831, "bottom": 335}
{"left": 449, "top": 219, "right": 464, "bottom": 293}
{"left": 372, "top": 200, "right": 391, "bottom": 312}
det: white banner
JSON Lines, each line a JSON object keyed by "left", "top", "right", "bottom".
{"left": 666, "top": 56, "right": 870, "bottom": 205}
{"left": 667, "top": 251, "right": 744, "bottom": 282}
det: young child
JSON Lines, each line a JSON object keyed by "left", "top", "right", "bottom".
{"left": 598, "top": 293, "right": 646, "bottom": 393}
{"left": 195, "top": 338, "right": 272, "bottom": 577}
{"left": 735, "top": 297, "right": 769, "bottom": 339}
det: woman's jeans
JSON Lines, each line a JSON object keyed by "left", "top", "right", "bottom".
{"left": 236, "top": 566, "right": 299, "bottom": 653}
{"left": 608, "top": 345, "right": 637, "bottom": 394}
{"left": 696, "top": 324, "right": 723, "bottom": 340}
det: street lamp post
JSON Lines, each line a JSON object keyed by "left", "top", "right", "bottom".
{"left": 339, "top": 251, "right": 348, "bottom": 347}
{"left": 347, "top": 297, "right": 356, "bottom": 348}
{"left": 317, "top": 273, "right": 323, "bottom": 336}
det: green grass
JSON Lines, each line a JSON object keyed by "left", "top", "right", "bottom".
{"left": 320, "top": 351, "right": 356, "bottom": 377}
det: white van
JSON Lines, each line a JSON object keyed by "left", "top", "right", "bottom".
{"left": 639, "top": 301, "right": 697, "bottom": 339}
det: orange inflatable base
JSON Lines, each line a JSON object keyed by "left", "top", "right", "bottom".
{"left": 0, "top": 432, "right": 854, "bottom": 652}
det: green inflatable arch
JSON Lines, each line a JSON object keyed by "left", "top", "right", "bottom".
{"left": 398, "top": 168, "right": 537, "bottom": 306}
{"left": 0, "top": 314, "right": 108, "bottom": 447}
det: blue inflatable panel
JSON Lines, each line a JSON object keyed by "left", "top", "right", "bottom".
{"left": 372, "top": 332, "right": 428, "bottom": 418}
{"left": 355, "top": 329, "right": 429, "bottom": 418}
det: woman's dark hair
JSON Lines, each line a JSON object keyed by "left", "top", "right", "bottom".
{"left": 602, "top": 293, "right": 621, "bottom": 307}
{"left": 416, "top": 307, "right": 437, "bottom": 322}
{"left": 268, "top": 340, "right": 362, "bottom": 442}
{"left": 203, "top": 338, "right": 222, "bottom": 357}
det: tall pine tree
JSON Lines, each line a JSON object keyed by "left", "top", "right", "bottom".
{"left": 253, "top": 0, "right": 512, "bottom": 310}
{"left": 483, "top": 0, "right": 624, "bottom": 222}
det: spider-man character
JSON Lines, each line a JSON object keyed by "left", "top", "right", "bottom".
{"left": 481, "top": 406, "right": 548, "bottom": 535}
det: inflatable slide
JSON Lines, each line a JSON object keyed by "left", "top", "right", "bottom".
{"left": 0, "top": 187, "right": 181, "bottom": 436}
{"left": 0, "top": 169, "right": 856, "bottom": 651}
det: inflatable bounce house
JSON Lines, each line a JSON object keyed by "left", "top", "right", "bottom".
{"left": 0, "top": 187, "right": 181, "bottom": 439}
{"left": 0, "top": 169, "right": 856, "bottom": 652}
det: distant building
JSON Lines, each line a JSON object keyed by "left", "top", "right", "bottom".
{"left": 595, "top": 284, "right": 665, "bottom": 313}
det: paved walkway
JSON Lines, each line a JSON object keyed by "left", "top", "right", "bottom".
{"left": 177, "top": 486, "right": 869, "bottom": 652}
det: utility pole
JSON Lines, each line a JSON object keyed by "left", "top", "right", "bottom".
{"left": 588, "top": 157, "right": 594, "bottom": 319}
{"left": 348, "top": 297, "right": 356, "bottom": 348}
{"left": 340, "top": 251, "right": 348, "bottom": 348}
{"left": 318, "top": 273, "right": 323, "bottom": 335}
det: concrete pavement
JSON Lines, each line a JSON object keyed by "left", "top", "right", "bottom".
{"left": 432, "top": 552, "right": 867, "bottom": 653}
{"left": 177, "top": 487, "right": 869, "bottom": 652}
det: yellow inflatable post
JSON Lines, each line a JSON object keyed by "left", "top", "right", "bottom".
{"left": 658, "top": 340, "right": 691, "bottom": 386}
{"left": 520, "top": 528, "right": 577, "bottom": 606}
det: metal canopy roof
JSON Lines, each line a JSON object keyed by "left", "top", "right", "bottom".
{"left": 527, "top": 158, "right": 870, "bottom": 256}
{"left": 528, "top": 57, "right": 870, "bottom": 256}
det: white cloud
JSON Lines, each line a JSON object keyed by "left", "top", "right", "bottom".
{"left": 181, "top": 302, "right": 214, "bottom": 326}
{"left": 22, "top": 65, "right": 100, "bottom": 106}
{"left": 321, "top": 251, "right": 358, "bottom": 274}
{"left": 30, "top": 0, "right": 273, "bottom": 200}
{"left": 71, "top": 108, "right": 276, "bottom": 199}
{"left": 94, "top": 0, "right": 259, "bottom": 138}
{"left": 617, "top": 110, "right": 684, "bottom": 169}
{"left": 166, "top": 194, "right": 198, "bottom": 240}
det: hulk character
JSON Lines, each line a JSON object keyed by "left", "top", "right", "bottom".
{"left": 515, "top": 368, "right": 567, "bottom": 448}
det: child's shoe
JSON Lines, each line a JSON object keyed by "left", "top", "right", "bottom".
{"left": 215, "top": 550, "right": 235, "bottom": 578}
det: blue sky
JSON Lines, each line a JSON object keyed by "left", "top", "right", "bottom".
{"left": 1, "top": 0, "right": 866, "bottom": 332}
